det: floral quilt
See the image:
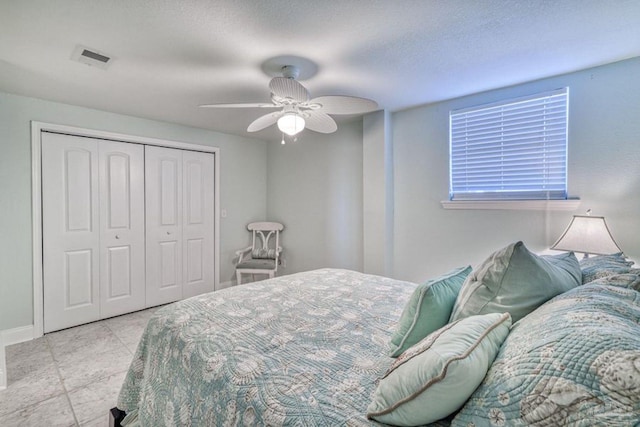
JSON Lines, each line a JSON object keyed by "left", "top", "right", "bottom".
{"left": 117, "top": 269, "right": 438, "bottom": 426}
{"left": 452, "top": 273, "right": 640, "bottom": 426}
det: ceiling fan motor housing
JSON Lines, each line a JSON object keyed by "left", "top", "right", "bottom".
{"left": 281, "top": 65, "right": 300, "bottom": 79}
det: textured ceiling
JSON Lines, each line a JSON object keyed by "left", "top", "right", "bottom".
{"left": 1, "top": 0, "right": 639, "bottom": 140}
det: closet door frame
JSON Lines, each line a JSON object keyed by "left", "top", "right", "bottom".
{"left": 31, "top": 121, "right": 220, "bottom": 339}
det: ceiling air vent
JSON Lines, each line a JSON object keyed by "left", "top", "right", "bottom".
{"left": 71, "top": 45, "right": 113, "bottom": 70}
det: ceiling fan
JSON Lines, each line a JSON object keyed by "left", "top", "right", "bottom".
{"left": 200, "top": 65, "right": 378, "bottom": 136}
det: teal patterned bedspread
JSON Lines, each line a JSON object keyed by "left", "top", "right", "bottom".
{"left": 118, "top": 269, "right": 444, "bottom": 426}
{"left": 452, "top": 274, "right": 640, "bottom": 426}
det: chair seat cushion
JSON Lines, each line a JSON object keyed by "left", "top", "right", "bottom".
{"left": 237, "top": 258, "right": 276, "bottom": 270}
{"left": 252, "top": 248, "right": 277, "bottom": 259}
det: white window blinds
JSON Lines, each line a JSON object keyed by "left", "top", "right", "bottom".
{"left": 449, "top": 88, "right": 568, "bottom": 201}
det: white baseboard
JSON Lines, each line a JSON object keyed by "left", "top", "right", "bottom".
{"left": 0, "top": 325, "right": 35, "bottom": 389}
{"left": 3, "top": 325, "right": 35, "bottom": 346}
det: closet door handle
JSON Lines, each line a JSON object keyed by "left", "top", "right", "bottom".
{"left": 166, "top": 231, "right": 171, "bottom": 235}
{"left": 115, "top": 235, "right": 120, "bottom": 239}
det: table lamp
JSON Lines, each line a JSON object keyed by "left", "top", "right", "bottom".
{"left": 551, "top": 214, "right": 622, "bottom": 258}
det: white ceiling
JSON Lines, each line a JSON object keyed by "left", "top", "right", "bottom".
{"left": 1, "top": 1, "right": 639, "bottom": 140}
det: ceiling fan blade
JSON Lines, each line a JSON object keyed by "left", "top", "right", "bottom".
{"left": 199, "top": 102, "right": 277, "bottom": 108}
{"left": 308, "top": 95, "right": 378, "bottom": 114}
{"left": 247, "top": 112, "right": 282, "bottom": 132}
{"left": 303, "top": 111, "right": 338, "bottom": 134}
{"left": 269, "top": 77, "right": 310, "bottom": 103}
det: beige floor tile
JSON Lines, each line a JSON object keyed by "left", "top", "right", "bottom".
{"left": 104, "top": 314, "right": 149, "bottom": 350}
{"left": 67, "top": 371, "right": 126, "bottom": 425}
{"left": 80, "top": 414, "right": 109, "bottom": 427}
{"left": 0, "top": 361, "right": 65, "bottom": 417}
{"left": 80, "top": 413, "right": 110, "bottom": 426}
{"left": 5, "top": 337, "right": 55, "bottom": 384}
{"left": 6, "top": 337, "right": 52, "bottom": 365}
{"left": 0, "top": 393, "right": 76, "bottom": 427}
{"left": 2, "top": 307, "right": 167, "bottom": 425}
{"left": 46, "top": 323, "right": 123, "bottom": 365}
{"left": 57, "top": 346, "right": 132, "bottom": 392}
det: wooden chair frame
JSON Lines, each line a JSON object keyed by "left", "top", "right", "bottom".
{"left": 235, "top": 222, "right": 284, "bottom": 285}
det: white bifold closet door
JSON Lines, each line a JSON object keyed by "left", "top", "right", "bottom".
{"left": 98, "top": 140, "right": 146, "bottom": 318}
{"left": 145, "top": 146, "right": 215, "bottom": 307}
{"left": 42, "top": 133, "right": 145, "bottom": 332}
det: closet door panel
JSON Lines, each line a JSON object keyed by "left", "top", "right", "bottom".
{"left": 65, "top": 250, "right": 94, "bottom": 306}
{"left": 99, "top": 141, "right": 146, "bottom": 318}
{"left": 186, "top": 239, "right": 204, "bottom": 283}
{"left": 182, "top": 151, "right": 215, "bottom": 298}
{"left": 145, "top": 146, "right": 183, "bottom": 306}
{"left": 42, "top": 133, "right": 100, "bottom": 333}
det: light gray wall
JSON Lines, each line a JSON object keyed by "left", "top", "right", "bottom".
{"left": 3, "top": 57, "right": 639, "bottom": 330}
{"left": 363, "top": 110, "right": 394, "bottom": 276}
{"left": 392, "top": 57, "right": 640, "bottom": 283}
{"left": 0, "top": 91, "right": 267, "bottom": 331}
{"left": 266, "top": 121, "right": 364, "bottom": 274}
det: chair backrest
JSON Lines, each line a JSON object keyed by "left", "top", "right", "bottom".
{"left": 248, "top": 222, "right": 283, "bottom": 260}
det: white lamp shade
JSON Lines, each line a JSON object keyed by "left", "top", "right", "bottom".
{"left": 277, "top": 113, "right": 305, "bottom": 136}
{"left": 551, "top": 215, "right": 621, "bottom": 255}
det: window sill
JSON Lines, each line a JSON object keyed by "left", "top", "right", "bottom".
{"left": 440, "top": 199, "right": 581, "bottom": 211}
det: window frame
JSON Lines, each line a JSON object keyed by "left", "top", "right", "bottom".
{"left": 448, "top": 88, "right": 570, "bottom": 203}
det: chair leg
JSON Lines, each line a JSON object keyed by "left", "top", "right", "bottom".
{"left": 236, "top": 271, "right": 242, "bottom": 286}
{"left": 269, "top": 271, "right": 275, "bottom": 279}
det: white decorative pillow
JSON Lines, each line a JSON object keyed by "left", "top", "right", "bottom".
{"left": 367, "top": 312, "right": 512, "bottom": 426}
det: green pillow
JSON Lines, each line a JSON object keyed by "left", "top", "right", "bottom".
{"left": 367, "top": 312, "right": 512, "bottom": 426}
{"left": 449, "top": 241, "right": 581, "bottom": 324}
{"left": 389, "top": 266, "right": 471, "bottom": 357}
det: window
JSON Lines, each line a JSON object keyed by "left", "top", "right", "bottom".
{"left": 449, "top": 88, "right": 568, "bottom": 201}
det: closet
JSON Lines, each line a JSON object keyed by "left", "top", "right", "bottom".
{"left": 144, "top": 146, "right": 215, "bottom": 307}
{"left": 41, "top": 132, "right": 215, "bottom": 333}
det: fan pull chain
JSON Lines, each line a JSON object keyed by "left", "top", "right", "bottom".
{"left": 280, "top": 133, "right": 300, "bottom": 145}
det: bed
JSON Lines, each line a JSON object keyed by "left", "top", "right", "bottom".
{"left": 115, "top": 268, "right": 447, "bottom": 426}
{"left": 114, "top": 247, "right": 640, "bottom": 426}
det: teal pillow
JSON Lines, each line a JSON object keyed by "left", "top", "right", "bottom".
{"left": 449, "top": 241, "right": 581, "bottom": 324}
{"left": 367, "top": 312, "right": 512, "bottom": 426}
{"left": 389, "top": 266, "right": 471, "bottom": 357}
{"left": 579, "top": 252, "right": 634, "bottom": 284}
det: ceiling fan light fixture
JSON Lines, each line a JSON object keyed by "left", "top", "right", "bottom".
{"left": 277, "top": 113, "right": 305, "bottom": 136}
{"left": 200, "top": 61, "right": 377, "bottom": 135}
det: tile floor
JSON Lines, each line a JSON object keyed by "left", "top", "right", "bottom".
{"left": 0, "top": 307, "right": 159, "bottom": 426}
